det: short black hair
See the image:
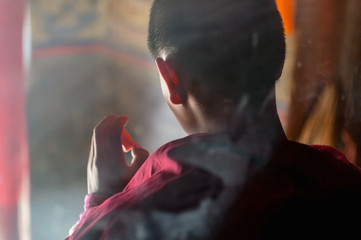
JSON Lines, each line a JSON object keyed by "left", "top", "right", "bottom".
{"left": 148, "top": 0, "right": 285, "bottom": 103}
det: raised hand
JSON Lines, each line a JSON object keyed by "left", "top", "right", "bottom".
{"left": 87, "top": 115, "right": 149, "bottom": 196}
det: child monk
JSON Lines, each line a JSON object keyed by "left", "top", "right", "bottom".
{"left": 67, "top": 0, "right": 361, "bottom": 239}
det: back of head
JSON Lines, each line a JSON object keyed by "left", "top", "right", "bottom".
{"left": 148, "top": 0, "right": 285, "bottom": 106}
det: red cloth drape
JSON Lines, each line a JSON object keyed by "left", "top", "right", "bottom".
{"left": 0, "top": 0, "right": 29, "bottom": 239}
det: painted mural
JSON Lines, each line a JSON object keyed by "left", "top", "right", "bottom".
{"left": 31, "top": 0, "right": 152, "bottom": 55}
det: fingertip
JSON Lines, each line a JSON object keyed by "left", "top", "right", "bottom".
{"left": 112, "top": 116, "right": 128, "bottom": 132}
{"left": 120, "top": 115, "right": 128, "bottom": 126}
{"left": 131, "top": 143, "right": 149, "bottom": 158}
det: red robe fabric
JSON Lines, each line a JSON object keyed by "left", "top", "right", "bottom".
{"left": 67, "top": 134, "right": 361, "bottom": 240}
{"left": 67, "top": 135, "right": 195, "bottom": 239}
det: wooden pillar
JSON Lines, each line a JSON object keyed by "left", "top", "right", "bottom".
{"left": 286, "top": 0, "right": 346, "bottom": 141}
{"left": 0, "top": 0, "right": 30, "bottom": 239}
{"left": 339, "top": 0, "right": 361, "bottom": 165}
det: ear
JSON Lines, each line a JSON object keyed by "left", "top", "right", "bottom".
{"left": 155, "top": 58, "right": 183, "bottom": 105}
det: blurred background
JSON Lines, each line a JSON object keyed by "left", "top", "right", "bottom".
{"left": 28, "top": 0, "right": 185, "bottom": 239}
{"left": 0, "top": 0, "right": 360, "bottom": 239}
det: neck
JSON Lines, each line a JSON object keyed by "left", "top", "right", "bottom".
{"left": 186, "top": 95, "right": 235, "bottom": 133}
{"left": 231, "top": 91, "right": 286, "bottom": 145}
{"left": 190, "top": 89, "right": 287, "bottom": 145}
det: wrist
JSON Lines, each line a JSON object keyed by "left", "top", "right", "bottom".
{"left": 84, "top": 193, "right": 109, "bottom": 210}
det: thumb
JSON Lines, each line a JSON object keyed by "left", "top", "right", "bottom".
{"left": 130, "top": 143, "right": 149, "bottom": 170}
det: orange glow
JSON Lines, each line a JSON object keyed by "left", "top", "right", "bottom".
{"left": 276, "top": 0, "right": 295, "bottom": 34}
{"left": 121, "top": 128, "right": 135, "bottom": 152}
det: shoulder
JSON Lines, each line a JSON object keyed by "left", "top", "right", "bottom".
{"left": 147, "top": 133, "right": 208, "bottom": 168}
{"left": 147, "top": 133, "right": 212, "bottom": 172}
{"left": 296, "top": 142, "right": 361, "bottom": 179}
{"left": 124, "top": 134, "right": 208, "bottom": 191}
{"left": 277, "top": 141, "right": 361, "bottom": 189}
{"left": 309, "top": 144, "right": 350, "bottom": 163}
{"left": 151, "top": 133, "right": 210, "bottom": 157}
